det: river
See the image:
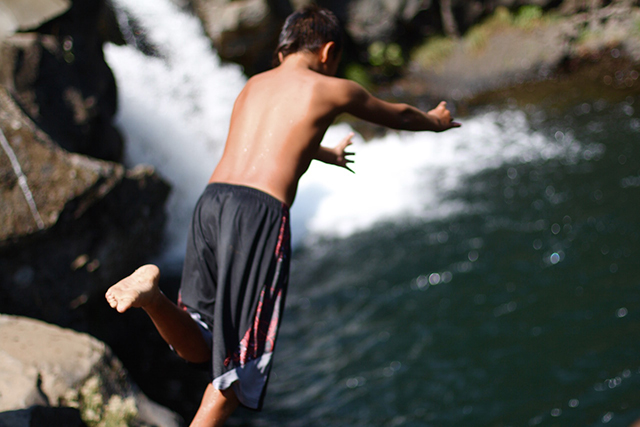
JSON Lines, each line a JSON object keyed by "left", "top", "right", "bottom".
{"left": 104, "top": 0, "right": 640, "bottom": 425}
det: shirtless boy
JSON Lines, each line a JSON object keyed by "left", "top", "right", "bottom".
{"left": 106, "top": 6, "right": 460, "bottom": 426}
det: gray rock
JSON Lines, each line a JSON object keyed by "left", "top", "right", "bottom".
{"left": 0, "top": 314, "right": 183, "bottom": 427}
{"left": 0, "top": 0, "right": 71, "bottom": 39}
{"left": 192, "top": 0, "right": 289, "bottom": 74}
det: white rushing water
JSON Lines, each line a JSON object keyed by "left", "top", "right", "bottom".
{"left": 104, "top": 0, "right": 578, "bottom": 266}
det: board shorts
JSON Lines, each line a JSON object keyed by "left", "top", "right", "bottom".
{"left": 177, "top": 183, "right": 291, "bottom": 410}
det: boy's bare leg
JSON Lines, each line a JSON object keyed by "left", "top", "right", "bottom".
{"left": 105, "top": 264, "right": 210, "bottom": 364}
{"left": 190, "top": 384, "right": 240, "bottom": 427}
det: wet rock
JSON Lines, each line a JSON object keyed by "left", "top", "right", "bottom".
{"left": 0, "top": 85, "right": 170, "bottom": 329}
{"left": 0, "top": 0, "right": 125, "bottom": 162}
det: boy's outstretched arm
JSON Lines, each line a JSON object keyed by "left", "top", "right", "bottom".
{"left": 315, "top": 132, "right": 355, "bottom": 172}
{"left": 336, "top": 80, "right": 461, "bottom": 132}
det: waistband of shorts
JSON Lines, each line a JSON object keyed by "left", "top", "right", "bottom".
{"left": 204, "top": 183, "right": 289, "bottom": 212}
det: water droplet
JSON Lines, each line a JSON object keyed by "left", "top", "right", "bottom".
{"left": 551, "top": 408, "right": 562, "bottom": 417}
{"left": 504, "top": 187, "right": 515, "bottom": 198}
{"left": 468, "top": 250, "right": 479, "bottom": 262}
{"left": 602, "top": 412, "right": 614, "bottom": 423}
{"left": 428, "top": 273, "right": 441, "bottom": 285}
{"left": 415, "top": 275, "right": 429, "bottom": 290}
{"left": 545, "top": 186, "right": 555, "bottom": 197}
{"left": 568, "top": 398, "right": 579, "bottom": 408}
{"left": 617, "top": 307, "right": 628, "bottom": 318}
{"left": 533, "top": 239, "right": 542, "bottom": 250}
{"left": 550, "top": 253, "right": 560, "bottom": 264}
{"left": 551, "top": 224, "right": 561, "bottom": 234}
{"left": 441, "top": 271, "right": 453, "bottom": 283}
{"left": 474, "top": 294, "right": 486, "bottom": 305}
{"left": 580, "top": 103, "right": 591, "bottom": 114}
{"left": 346, "top": 377, "right": 365, "bottom": 388}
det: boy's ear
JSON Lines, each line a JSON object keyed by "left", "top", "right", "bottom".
{"left": 319, "top": 41, "right": 336, "bottom": 64}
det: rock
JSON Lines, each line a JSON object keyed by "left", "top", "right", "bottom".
{"left": 0, "top": 406, "right": 86, "bottom": 427}
{"left": 341, "top": 0, "right": 429, "bottom": 44}
{"left": 0, "top": 0, "right": 125, "bottom": 162}
{"left": 0, "top": 0, "right": 71, "bottom": 39}
{"left": 0, "top": 314, "right": 183, "bottom": 427}
{"left": 400, "top": 1, "right": 640, "bottom": 102}
{"left": 191, "top": 0, "right": 291, "bottom": 75}
{"left": 0, "top": 85, "right": 170, "bottom": 328}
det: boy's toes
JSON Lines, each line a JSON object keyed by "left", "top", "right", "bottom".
{"left": 105, "top": 293, "right": 117, "bottom": 309}
{"left": 105, "top": 286, "right": 133, "bottom": 312}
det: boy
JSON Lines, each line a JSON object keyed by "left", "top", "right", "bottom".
{"left": 105, "top": 6, "right": 460, "bottom": 427}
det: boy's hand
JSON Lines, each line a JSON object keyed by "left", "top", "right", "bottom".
{"left": 333, "top": 132, "right": 355, "bottom": 173}
{"left": 428, "top": 101, "right": 461, "bottom": 132}
{"left": 316, "top": 132, "right": 356, "bottom": 172}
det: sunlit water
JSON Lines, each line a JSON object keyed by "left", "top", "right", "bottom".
{"left": 105, "top": 1, "right": 640, "bottom": 426}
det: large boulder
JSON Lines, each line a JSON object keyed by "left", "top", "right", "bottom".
{"left": 0, "top": 314, "right": 183, "bottom": 427}
{"left": 0, "top": 0, "right": 125, "bottom": 162}
{"left": 0, "top": 0, "right": 170, "bottom": 330}
{"left": 0, "top": 85, "right": 170, "bottom": 329}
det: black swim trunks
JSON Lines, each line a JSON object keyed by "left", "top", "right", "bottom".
{"left": 178, "top": 183, "right": 290, "bottom": 410}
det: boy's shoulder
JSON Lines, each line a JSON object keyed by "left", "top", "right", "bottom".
{"left": 249, "top": 67, "right": 356, "bottom": 97}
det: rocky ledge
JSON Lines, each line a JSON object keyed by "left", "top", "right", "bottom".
{"left": 0, "top": 314, "right": 183, "bottom": 427}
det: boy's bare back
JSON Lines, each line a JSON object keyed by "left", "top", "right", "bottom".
{"left": 209, "top": 55, "right": 338, "bottom": 206}
{"left": 210, "top": 41, "right": 459, "bottom": 208}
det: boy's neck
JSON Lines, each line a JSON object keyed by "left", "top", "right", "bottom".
{"left": 280, "top": 52, "right": 320, "bottom": 70}
{"left": 279, "top": 51, "right": 334, "bottom": 76}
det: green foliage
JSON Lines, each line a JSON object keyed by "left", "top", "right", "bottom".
{"left": 64, "top": 376, "right": 139, "bottom": 427}
{"left": 514, "top": 5, "right": 544, "bottom": 29}
{"left": 410, "top": 36, "right": 456, "bottom": 68}
{"left": 462, "top": 7, "right": 513, "bottom": 53}
{"left": 344, "top": 62, "right": 373, "bottom": 89}
{"left": 368, "top": 41, "right": 404, "bottom": 67}
{"left": 100, "top": 395, "right": 138, "bottom": 427}
{"left": 367, "top": 41, "right": 404, "bottom": 76}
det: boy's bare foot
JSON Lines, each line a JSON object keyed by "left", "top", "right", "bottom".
{"left": 105, "top": 264, "right": 162, "bottom": 313}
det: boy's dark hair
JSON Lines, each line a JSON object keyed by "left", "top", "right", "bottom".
{"left": 273, "top": 6, "right": 343, "bottom": 66}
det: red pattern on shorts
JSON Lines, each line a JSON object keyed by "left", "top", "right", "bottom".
{"left": 226, "top": 211, "right": 289, "bottom": 367}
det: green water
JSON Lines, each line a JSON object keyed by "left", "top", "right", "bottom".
{"left": 241, "top": 93, "right": 640, "bottom": 426}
